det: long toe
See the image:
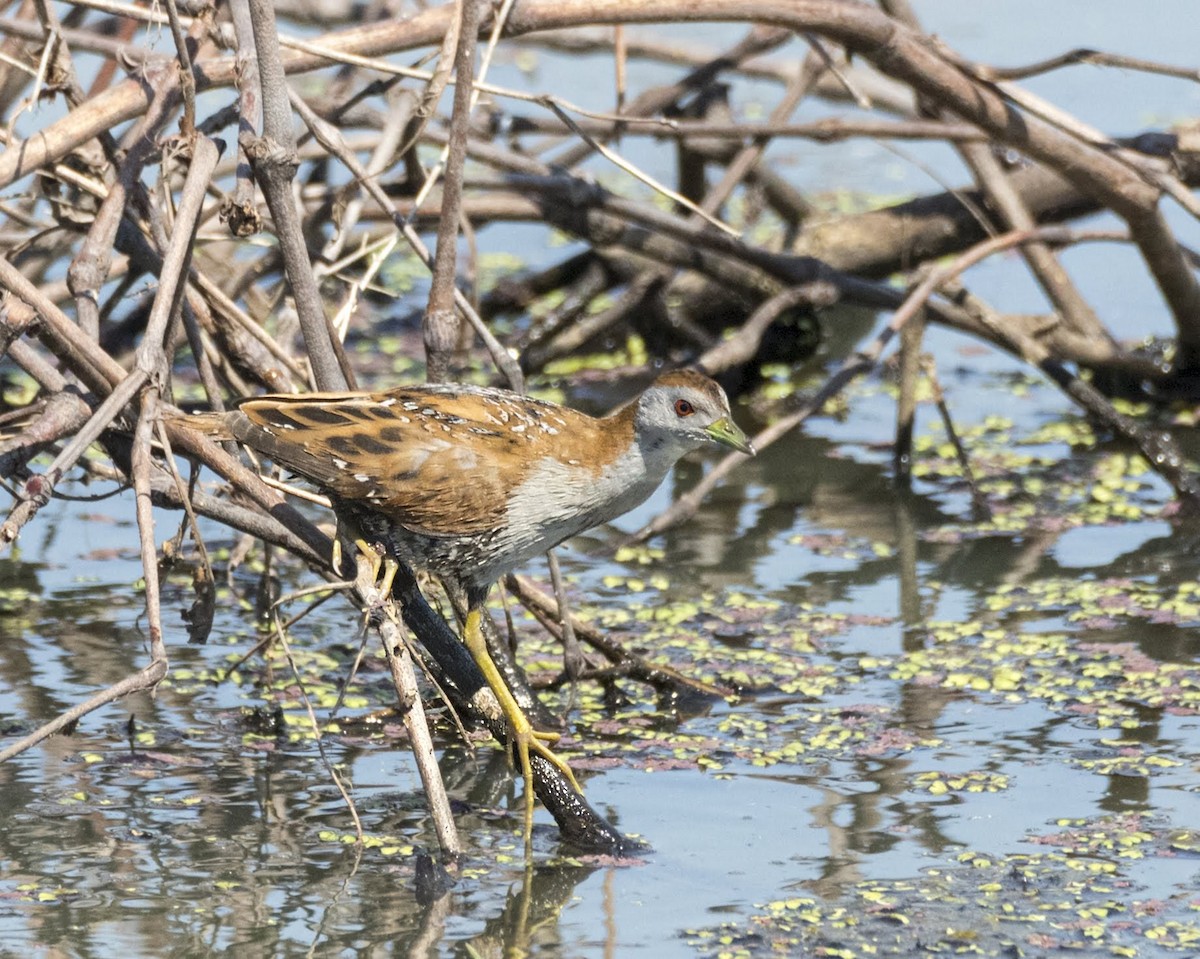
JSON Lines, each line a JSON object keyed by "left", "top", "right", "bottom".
{"left": 529, "top": 732, "right": 582, "bottom": 794}
{"left": 509, "top": 725, "right": 537, "bottom": 847}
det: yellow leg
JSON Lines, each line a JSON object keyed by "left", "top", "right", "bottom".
{"left": 462, "top": 607, "right": 582, "bottom": 844}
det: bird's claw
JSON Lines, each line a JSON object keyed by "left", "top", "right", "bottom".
{"left": 508, "top": 713, "right": 582, "bottom": 844}
{"left": 462, "top": 606, "right": 583, "bottom": 849}
{"left": 349, "top": 537, "right": 398, "bottom": 608}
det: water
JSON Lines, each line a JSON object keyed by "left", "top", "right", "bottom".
{"left": 6, "top": 363, "right": 1200, "bottom": 956}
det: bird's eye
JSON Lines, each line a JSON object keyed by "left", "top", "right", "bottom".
{"left": 674, "top": 399, "right": 695, "bottom": 417}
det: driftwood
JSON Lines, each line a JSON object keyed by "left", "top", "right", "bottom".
{"left": 1, "top": 0, "right": 1199, "bottom": 860}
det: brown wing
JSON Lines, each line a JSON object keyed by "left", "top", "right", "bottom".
{"left": 227, "top": 387, "right": 587, "bottom": 538}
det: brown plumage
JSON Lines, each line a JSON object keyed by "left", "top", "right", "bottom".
{"left": 182, "top": 368, "right": 753, "bottom": 842}
{"left": 194, "top": 369, "right": 752, "bottom": 594}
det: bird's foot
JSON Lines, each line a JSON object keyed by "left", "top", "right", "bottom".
{"left": 350, "top": 538, "right": 398, "bottom": 607}
{"left": 507, "top": 709, "right": 582, "bottom": 843}
{"left": 462, "top": 606, "right": 583, "bottom": 848}
{"left": 517, "top": 721, "right": 581, "bottom": 791}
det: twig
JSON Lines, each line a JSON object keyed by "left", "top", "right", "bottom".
{"left": 481, "top": 114, "right": 987, "bottom": 142}
{"left": 0, "top": 653, "right": 168, "bottom": 762}
{"left": 0, "top": 370, "right": 143, "bottom": 547}
{"left": 969, "top": 46, "right": 1200, "bottom": 84}
{"left": 0, "top": 385, "right": 174, "bottom": 763}
{"left": 544, "top": 550, "right": 583, "bottom": 712}
{"left": 881, "top": 0, "right": 1111, "bottom": 349}
{"left": 225, "top": 0, "right": 263, "bottom": 237}
{"left": 270, "top": 608, "right": 364, "bottom": 841}
{"left": 547, "top": 24, "right": 793, "bottom": 170}
{"left": 396, "top": 0, "right": 463, "bottom": 166}
{"left": 407, "top": 0, "right": 516, "bottom": 216}
{"left": 131, "top": 389, "right": 169, "bottom": 685}
{"left": 921, "top": 355, "right": 990, "bottom": 520}
{"left": 613, "top": 25, "right": 627, "bottom": 116}
{"left": 378, "top": 614, "right": 462, "bottom": 863}
{"left": 424, "top": 0, "right": 481, "bottom": 383}
{"left": 892, "top": 305, "right": 923, "bottom": 489}
{"left": 698, "top": 52, "right": 824, "bottom": 217}
{"left": 632, "top": 223, "right": 1200, "bottom": 541}
{"left": 287, "top": 89, "right": 524, "bottom": 391}
{"left": 507, "top": 574, "right": 730, "bottom": 699}
{"left": 240, "top": 0, "right": 350, "bottom": 391}
{"left": 162, "top": 0, "right": 196, "bottom": 136}
{"left": 0, "top": 123, "right": 222, "bottom": 538}
{"left": 319, "top": 89, "right": 415, "bottom": 264}
{"left": 695, "top": 283, "right": 835, "bottom": 375}
{"left": 801, "top": 32, "right": 868, "bottom": 108}
{"left": 540, "top": 97, "right": 739, "bottom": 237}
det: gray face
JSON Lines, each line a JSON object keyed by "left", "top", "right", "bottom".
{"left": 635, "top": 383, "right": 730, "bottom": 454}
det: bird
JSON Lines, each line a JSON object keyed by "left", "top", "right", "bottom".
{"left": 183, "top": 368, "right": 754, "bottom": 840}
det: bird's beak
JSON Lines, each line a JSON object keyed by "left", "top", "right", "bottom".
{"left": 705, "top": 417, "right": 756, "bottom": 456}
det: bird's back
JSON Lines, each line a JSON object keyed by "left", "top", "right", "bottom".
{"left": 223, "top": 385, "right": 621, "bottom": 542}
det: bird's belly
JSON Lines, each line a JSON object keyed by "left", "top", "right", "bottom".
{"left": 335, "top": 455, "right": 666, "bottom": 589}
{"left": 485, "top": 466, "right": 665, "bottom": 579}
{"left": 472, "top": 511, "right": 598, "bottom": 583}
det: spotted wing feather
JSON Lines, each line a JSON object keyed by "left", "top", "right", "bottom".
{"left": 227, "top": 388, "right": 587, "bottom": 538}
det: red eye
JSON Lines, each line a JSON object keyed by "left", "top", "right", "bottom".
{"left": 674, "top": 399, "right": 694, "bottom": 417}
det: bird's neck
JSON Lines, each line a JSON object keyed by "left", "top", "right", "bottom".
{"left": 490, "top": 403, "right": 677, "bottom": 580}
{"left": 581, "top": 403, "right": 683, "bottom": 520}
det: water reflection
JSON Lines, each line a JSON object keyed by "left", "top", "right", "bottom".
{"left": 4, "top": 397, "right": 1200, "bottom": 953}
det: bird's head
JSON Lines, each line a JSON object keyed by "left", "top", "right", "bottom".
{"left": 633, "top": 369, "right": 755, "bottom": 459}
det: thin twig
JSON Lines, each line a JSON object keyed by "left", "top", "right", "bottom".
{"left": 241, "top": 0, "right": 350, "bottom": 391}
{"left": 424, "top": 0, "right": 481, "bottom": 383}
{"left": 540, "top": 97, "right": 739, "bottom": 237}
{"left": 632, "top": 224, "right": 1196, "bottom": 540}
{"left": 162, "top": 0, "right": 196, "bottom": 135}
{"left": 507, "top": 574, "right": 730, "bottom": 699}
{"left": 287, "top": 89, "right": 524, "bottom": 391}
{"left": 0, "top": 654, "right": 168, "bottom": 762}
{"left": 921, "top": 355, "right": 990, "bottom": 520}
{"left": 378, "top": 614, "right": 462, "bottom": 863}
